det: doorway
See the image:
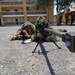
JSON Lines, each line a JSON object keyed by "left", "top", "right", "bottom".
{"left": 15, "top": 18, "right": 18, "bottom": 24}
{"left": 0, "top": 19, "right": 2, "bottom": 26}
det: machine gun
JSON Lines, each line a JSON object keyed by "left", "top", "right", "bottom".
{"left": 32, "top": 26, "right": 75, "bottom": 53}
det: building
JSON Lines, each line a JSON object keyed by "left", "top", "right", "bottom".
{"left": 0, "top": 0, "right": 54, "bottom": 26}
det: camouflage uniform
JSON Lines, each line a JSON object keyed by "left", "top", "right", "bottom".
{"left": 8, "top": 21, "right": 36, "bottom": 41}
{"left": 8, "top": 18, "right": 57, "bottom": 42}
{"left": 34, "top": 16, "right": 57, "bottom": 42}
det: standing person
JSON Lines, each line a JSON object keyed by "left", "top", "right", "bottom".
{"left": 70, "top": 11, "right": 75, "bottom": 25}
{"left": 56, "top": 12, "right": 62, "bottom": 26}
{"left": 65, "top": 8, "right": 70, "bottom": 25}
{"left": 60, "top": 13, "right": 62, "bottom": 25}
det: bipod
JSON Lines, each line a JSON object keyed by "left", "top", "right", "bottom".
{"left": 32, "top": 38, "right": 41, "bottom": 53}
{"left": 32, "top": 37, "right": 61, "bottom": 53}
{"left": 50, "top": 38, "right": 61, "bottom": 49}
{"left": 52, "top": 41, "right": 61, "bottom": 49}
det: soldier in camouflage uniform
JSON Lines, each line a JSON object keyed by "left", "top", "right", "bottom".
{"left": 34, "top": 16, "right": 57, "bottom": 42}
{"left": 8, "top": 21, "right": 36, "bottom": 41}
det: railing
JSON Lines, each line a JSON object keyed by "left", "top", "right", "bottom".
{"left": 0, "top": 2, "right": 22, "bottom": 5}
{"left": 0, "top": 10, "right": 46, "bottom": 15}
{"left": 4, "top": 21, "right": 24, "bottom": 25}
{"left": 26, "top": 0, "right": 35, "bottom": 4}
{"left": 0, "top": 11, "right": 23, "bottom": 15}
{"left": 27, "top": 10, "right": 46, "bottom": 14}
{"left": 0, "top": 0, "right": 35, "bottom": 5}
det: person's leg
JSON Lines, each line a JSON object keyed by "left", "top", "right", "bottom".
{"left": 66, "top": 18, "right": 68, "bottom": 25}
{"left": 71, "top": 18, "right": 73, "bottom": 25}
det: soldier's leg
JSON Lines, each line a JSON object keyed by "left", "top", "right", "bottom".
{"left": 66, "top": 17, "right": 68, "bottom": 25}
{"left": 71, "top": 18, "right": 74, "bottom": 25}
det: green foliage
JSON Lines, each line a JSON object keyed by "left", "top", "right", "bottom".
{"left": 54, "top": 0, "right": 75, "bottom": 11}
{"left": 59, "top": 0, "right": 75, "bottom": 10}
{"left": 30, "top": 0, "right": 54, "bottom": 10}
{"left": 31, "top": 0, "right": 75, "bottom": 11}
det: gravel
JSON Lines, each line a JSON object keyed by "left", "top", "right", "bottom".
{"left": 0, "top": 26, "right": 75, "bottom": 75}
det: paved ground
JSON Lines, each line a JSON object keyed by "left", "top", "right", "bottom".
{"left": 0, "top": 26, "right": 75, "bottom": 75}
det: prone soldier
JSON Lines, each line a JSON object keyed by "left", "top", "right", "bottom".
{"left": 8, "top": 21, "right": 36, "bottom": 42}
{"left": 34, "top": 16, "right": 57, "bottom": 42}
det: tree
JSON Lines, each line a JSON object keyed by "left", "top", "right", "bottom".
{"left": 32, "top": 0, "right": 75, "bottom": 13}
{"left": 54, "top": 0, "right": 75, "bottom": 25}
{"left": 54, "top": 0, "right": 75, "bottom": 13}
{"left": 30, "top": 0, "right": 54, "bottom": 22}
{"left": 31, "top": 0, "right": 75, "bottom": 24}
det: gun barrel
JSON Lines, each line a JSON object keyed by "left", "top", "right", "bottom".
{"left": 44, "top": 28, "right": 66, "bottom": 38}
{"left": 44, "top": 28, "right": 75, "bottom": 52}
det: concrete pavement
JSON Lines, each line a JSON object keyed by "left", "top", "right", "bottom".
{"left": 0, "top": 26, "right": 75, "bottom": 75}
